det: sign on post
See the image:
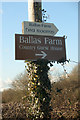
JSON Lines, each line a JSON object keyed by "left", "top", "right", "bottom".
{"left": 22, "top": 21, "right": 58, "bottom": 36}
{"left": 15, "top": 34, "right": 66, "bottom": 61}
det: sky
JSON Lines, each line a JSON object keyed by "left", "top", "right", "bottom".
{"left": 0, "top": 1, "right": 79, "bottom": 91}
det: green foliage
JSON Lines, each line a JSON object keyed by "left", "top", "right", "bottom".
{"left": 25, "top": 59, "right": 52, "bottom": 119}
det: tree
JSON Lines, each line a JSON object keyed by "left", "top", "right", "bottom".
{"left": 11, "top": 71, "right": 28, "bottom": 91}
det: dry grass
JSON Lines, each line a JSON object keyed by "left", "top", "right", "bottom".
{"left": 2, "top": 89, "right": 27, "bottom": 103}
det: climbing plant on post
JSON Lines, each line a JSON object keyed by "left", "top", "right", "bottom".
{"left": 25, "top": 0, "right": 52, "bottom": 119}
{"left": 25, "top": 59, "right": 52, "bottom": 119}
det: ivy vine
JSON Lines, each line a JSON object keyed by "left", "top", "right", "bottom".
{"left": 25, "top": 59, "right": 52, "bottom": 120}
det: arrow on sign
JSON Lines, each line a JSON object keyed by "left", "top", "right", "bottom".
{"left": 35, "top": 51, "right": 47, "bottom": 59}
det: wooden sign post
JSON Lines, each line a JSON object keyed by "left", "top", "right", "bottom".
{"left": 15, "top": 0, "right": 67, "bottom": 119}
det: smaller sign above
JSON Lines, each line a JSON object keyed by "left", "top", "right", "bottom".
{"left": 22, "top": 21, "right": 58, "bottom": 36}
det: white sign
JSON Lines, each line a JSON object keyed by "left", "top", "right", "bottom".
{"left": 22, "top": 21, "right": 58, "bottom": 36}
